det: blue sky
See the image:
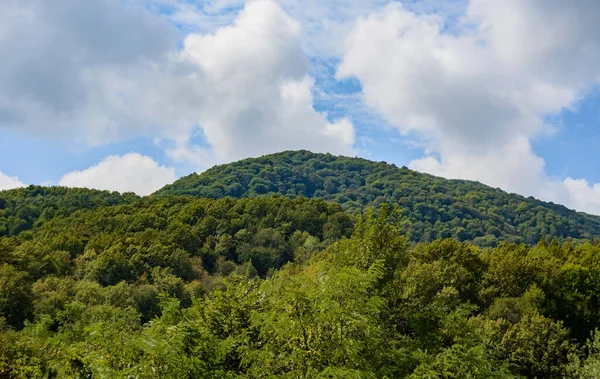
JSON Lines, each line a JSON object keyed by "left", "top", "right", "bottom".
{"left": 1, "top": 0, "right": 599, "bottom": 214}
{"left": 534, "top": 90, "right": 600, "bottom": 184}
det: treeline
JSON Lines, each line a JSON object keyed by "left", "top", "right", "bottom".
{"left": 1, "top": 201, "right": 600, "bottom": 378}
{"left": 157, "top": 150, "right": 600, "bottom": 246}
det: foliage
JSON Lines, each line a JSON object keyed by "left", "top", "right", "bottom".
{"left": 157, "top": 150, "right": 600, "bottom": 246}
{"left": 0, "top": 185, "right": 138, "bottom": 238}
{"left": 0, "top": 198, "right": 598, "bottom": 377}
{"left": 2, "top": 151, "right": 600, "bottom": 377}
{"left": 0, "top": 195, "right": 352, "bottom": 325}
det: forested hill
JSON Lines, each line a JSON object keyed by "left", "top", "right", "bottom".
{"left": 3, "top": 162, "right": 600, "bottom": 377}
{"left": 156, "top": 150, "right": 600, "bottom": 246}
{"left": 0, "top": 186, "right": 139, "bottom": 236}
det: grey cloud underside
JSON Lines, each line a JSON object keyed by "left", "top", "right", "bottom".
{"left": 0, "top": 0, "right": 177, "bottom": 129}
{"left": 0, "top": 0, "right": 354, "bottom": 165}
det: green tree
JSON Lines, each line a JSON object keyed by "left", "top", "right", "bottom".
{"left": 0, "top": 264, "right": 33, "bottom": 328}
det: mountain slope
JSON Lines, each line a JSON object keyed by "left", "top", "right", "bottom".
{"left": 0, "top": 186, "right": 139, "bottom": 237}
{"left": 156, "top": 150, "right": 600, "bottom": 246}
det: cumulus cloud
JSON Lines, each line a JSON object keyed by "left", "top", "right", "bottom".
{"left": 173, "top": 0, "right": 355, "bottom": 163}
{"left": 58, "top": 153, "right": 176, "bottom": 196}
{"left": 562, "top": 178, "right": 600, "bottom": 216}
{"left": 339, "top": 0, "right": 600, "bottom": 214}
{"left": 161, "top": 0, "right": 465, "bottom": 58}
{"left": 0, "top": 172, "right": 24, "bottom": 191}
{"left": 0, "top": 0, "right": 179, "bottom": 142}
{"left": 0, "top": 0, "right": 354, "bottom": 168}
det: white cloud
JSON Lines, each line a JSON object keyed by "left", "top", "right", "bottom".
{"left": 158, "top": 0, "right": 465, "bottom": 59}
{"left": 0, "top": 0, "right": 179, "bottom": 142}
{"left": 170, "top": 0, "right": 355, "bottom": 163}
{"left": 0, "top": 0, "right": 355, "bottom": 169}
{"left": 339, "top": 1, "right": 600, "bottom": 214}
{"left": 562, "top": 178, "right": 600, "bottom": 216}
{"left": 409, "top": 137, "right": 546, "bottom": 194}
{"left": 0, "top": 171, "right": 24, "bottom": 191}
{"left": 58, "top": 153, "right": 176, "bottom": 196}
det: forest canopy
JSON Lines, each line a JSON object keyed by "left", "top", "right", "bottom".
{"left": 2, "top": 151, "right": 600, "bottom": 377}
{"left": 1, "top": 200, "right": 600, "bottom": 378}
{"left": 157, "top": 150, "right": 600, "bottom": 247}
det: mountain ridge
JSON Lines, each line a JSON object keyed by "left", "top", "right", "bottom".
{"left": 155, "top": 150, "right": 600, "bottom": 246}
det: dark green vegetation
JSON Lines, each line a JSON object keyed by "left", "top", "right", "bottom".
{"left": 0, "top": 186, "right": 138, "bottom": 237}
{"left": 2, "top": 152, "right": 600, "bottom": 378}
{"left": 158, "top": 150, "right": 600, "bottom": 246}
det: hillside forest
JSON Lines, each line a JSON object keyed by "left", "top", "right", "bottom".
{"left": 1, "top": 152, "right": 600, "bottom": 378}
{"left": 158, "top": 151, "right": 600, "bottom": 247}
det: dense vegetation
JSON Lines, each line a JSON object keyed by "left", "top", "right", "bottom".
{"left": 157, "top": 150, "right": 600, "bottom": 246}
{"left": 0, "top": 186, "right": 138, "bottom": 237}
{"left": 1, "top": 199, "right": 600, "bottom": 378}
{"left": 2, "top": 152, "right": 600, "bottom": 377}
{"left": 0, "top": 190, "right": 353, "bottom": 321}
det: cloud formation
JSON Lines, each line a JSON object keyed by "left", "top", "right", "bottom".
{"left": 175, "top": 0, "right": 355, "bottom": 163}
{"left": 0, "top": 0, "right": 178, "bottom": 142}
{"left": 0, "top": 172, "right": 24, "bottom": 191}
{"left": 339, "top": 0, "right": 600, "bottom": 214}
{"left": 58, "top": 153, "right": 176, "bottom": 196}
{"left": 0, "top": 0, "right": 354, "bottom": 169}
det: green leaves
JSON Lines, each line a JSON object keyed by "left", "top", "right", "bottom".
{"left": 155, "top": 150, "right": 600, "bottom": 246}
{"left": 500, "top": 313, "right": 576, "bottom": 378}
{"left": 0, "top": 264, "right": 33, "bottom": 328}
{"left": 567, "top": 329, "right": 600, "bottom": 378}
{"left": 246, "top": 257, "right": 385, "bottom": 376}
{"left": 2, "top": 184, "right": 600, "bottom": 378}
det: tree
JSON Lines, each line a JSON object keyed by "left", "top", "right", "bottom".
{"left": 0, "top": 264, "right": 33, "bottom": 328}
{"left": 500, "top": 313, "right": 577, "bottom": 378}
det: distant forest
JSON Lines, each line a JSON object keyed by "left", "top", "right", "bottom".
{"left": 158, "top": 150, "right": 600, "bottom": 246}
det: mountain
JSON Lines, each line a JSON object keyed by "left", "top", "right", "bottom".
{"left": 156, "top": 150, "right": 600, "bottom": 246}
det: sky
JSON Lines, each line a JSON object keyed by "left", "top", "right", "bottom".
{"left": 1, "top": 0, "right": 600, "bottom": 215}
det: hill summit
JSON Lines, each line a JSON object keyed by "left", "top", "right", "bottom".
{"left": 156, "top": 150, "right": 600, "bottom": 246}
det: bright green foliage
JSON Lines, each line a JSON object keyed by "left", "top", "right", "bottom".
{"left": 1, "top": 174, "right": 600, "bottom": 378}
{"left": 498, "top": 313, "right": 576, "bottom": 378}
{"left": 0, "top": 185, "right": 138, "bottom": 237}
{"left": 409, "top": 343, "right": 515, "bottom": 379}
{"left": 567, "top": 330, "right": 600, "bottom": 378}
{"left": 246, "top": 256, "right": 385, "bottom": 377}
{"left": 156, "top": 150, "right": 600, "bottom": 246}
